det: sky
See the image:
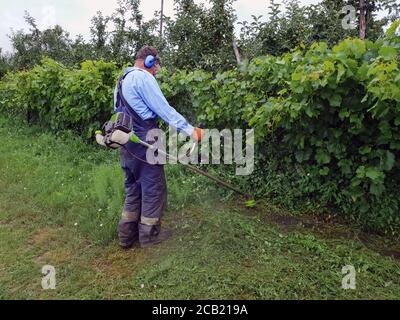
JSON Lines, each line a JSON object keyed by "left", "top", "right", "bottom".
{"left": 0, "top": 0, "right": 323, "bottom": 53}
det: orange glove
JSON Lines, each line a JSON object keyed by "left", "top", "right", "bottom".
{"left": 192, "top": 127, "right": 205, "bottom": 142}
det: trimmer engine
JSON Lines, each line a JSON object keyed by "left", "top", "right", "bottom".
{"left": 96, "top": 112, "right": 134, "bottom": 149}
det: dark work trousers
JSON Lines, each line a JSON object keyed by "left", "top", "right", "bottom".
{"left": 116, "top": 109, "right": 167, "bottom": 248}
{"left": 118, "top": 143, "right": 167, "bottom": 247}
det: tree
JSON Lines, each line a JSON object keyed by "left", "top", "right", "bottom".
{"left": 70, "top": 35, "right": 95, "bottom": 65}
{"left": 3, "top": 0, "right": 398, "bottom": 72}
{"left": 9, "top": 12, "right": 76, "bottom": 69}
{"left": 40, "top": 25, "right": 72, "bottom": 64}
{"left": 130, "top": 3, "right": 164, "bottom": 56}
{"left": 238, "top": 0, "right": 399, "bottom": 61}
{"left": 198, "top": 0, "right": 237, "bottom": 71}
{"left": 164, "top": 0, "right": 206, "bottom": 70}
{"left": 0, "top": 49, "right": 12, "bottom": 79}
{"left": 90, "top": 11, "right": 110, "bottom": 60}
{"left": 359, "top": 0, "right": 367, "bottom": 39}
{"left": 356, "top": 0, "right": 400, "bottom": 40}
{"left": 164, "top": 0, "right": 238, "bottom": 71}
{"left": 239, "top": 0, "right": 315, "bottom": 58}
{"left": 306, "top": 0, "right": 358, "bottom": 45}
{"left": 9, "top": 12, "right": 43, "bottom": 69}
{"left": 107, "top": 0, "right": 162, "bottom": 66}
{"left": 108, "top": 0, "right": 131, "bottom": 65}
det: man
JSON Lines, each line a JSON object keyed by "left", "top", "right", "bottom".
{"left": 114, "top": 46, "right": 204, "bottom": 249}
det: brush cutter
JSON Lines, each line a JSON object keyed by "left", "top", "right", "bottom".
{"left": 95, "top": 112, "right": 251, "bottom": 199}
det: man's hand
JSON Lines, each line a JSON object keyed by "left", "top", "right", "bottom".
{"left": 192, "top": 127, "right": 205, "bottom": 142}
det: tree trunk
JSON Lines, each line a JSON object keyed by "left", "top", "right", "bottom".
{"left": 233, "top": 38, "right": 241, "bottom": 64}
{"left": 359, "top": 0, "right": 367, "bottom": 39}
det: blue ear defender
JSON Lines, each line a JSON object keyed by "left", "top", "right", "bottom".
{"left": 145, "top": 55, "right": 157, "bottom": 68}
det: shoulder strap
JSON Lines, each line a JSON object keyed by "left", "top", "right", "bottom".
{"left": 116, "top": 70, "right": 136, "bottom": 117}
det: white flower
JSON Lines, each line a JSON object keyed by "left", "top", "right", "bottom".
{"left": 74, "top": 223, "right": 78, "bottom": 226}
{"left": 140, "top": 284, "right": 144, "bottom": 289}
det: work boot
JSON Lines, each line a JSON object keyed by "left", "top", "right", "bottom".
{"left": 118, "top": 220, "right": 139, "bottom": 249}
{"left": 139, "top": 223, "right": 172, "bottom": 248}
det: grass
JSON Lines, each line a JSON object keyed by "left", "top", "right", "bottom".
{"left": 0, "top": 116, "right": 399, "bottom": 300}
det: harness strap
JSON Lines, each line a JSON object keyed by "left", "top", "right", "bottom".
{"left": 116, "top": 70, "right": 136, "bottom": 118}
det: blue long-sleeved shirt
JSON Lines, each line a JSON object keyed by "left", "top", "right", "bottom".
{"left": 114, "top": 67, "right": 194, "bottom": 136}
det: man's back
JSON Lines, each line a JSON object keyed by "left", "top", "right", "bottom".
{"left": 114, "top": 66, "right": 194, "bottom": 137}
{"left": 118, "top": 67, "right": 158, "bottom": 121}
